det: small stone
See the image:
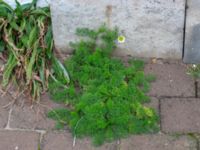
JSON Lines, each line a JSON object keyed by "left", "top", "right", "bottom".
{"left": 151, "top": 58, "right": 157, "bottom": 64}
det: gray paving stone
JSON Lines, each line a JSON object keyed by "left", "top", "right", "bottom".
{"left": 120, "top": 134, "right": 197, "bottom": 150}
{"left": 0, "top": 130, "right": 39, "bottom": 150}
{"left": 145, "top": 63, "right": 194, "bottom": 97}
{"left": 10, "top": 94, "right": 63, "bottom": 130}
{"left": 183, "top": 0, "right": 200, "bottom": 63}
{"left": 42, "top": 131, "right": 117, "bottom": 150}
{"left": 161, "top": 98, "right": 200, "bottom": 133}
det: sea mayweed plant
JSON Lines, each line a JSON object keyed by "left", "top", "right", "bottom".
{"left": 48, "top": 26, "right": 159, "bottom": 146}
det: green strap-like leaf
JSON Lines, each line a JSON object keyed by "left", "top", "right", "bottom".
{"left": 0, "top": 0, "right": 14, "bottom": 17}
{"left": 10, "top": 21, "right": 20, "bottom": 31}
{"left": 2, "top": 53, "right": 17, "bottom": 87}
{"left": 53, "top": 57, "right": 70, "bottom": 84}
{"left": 30, "top": 8, "right": 50, "bottom": 17}
{"left": 28, "top": 26, "right": 38, "bottom": 49}
{"left": 26, "top": 40, "right": 39, "bottom": 84}
{"left": 39, "top": 58, "right": 46, "bottom": 89}
{"left": 0, "top": 41, "right": 5, "bottom": 52}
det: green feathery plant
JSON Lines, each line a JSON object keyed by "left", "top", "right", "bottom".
{"left": 0, "top": 0, "right": 69, "bottom": 100}
{"left": 48, "top": 26, "right": 158, "bottom": 146}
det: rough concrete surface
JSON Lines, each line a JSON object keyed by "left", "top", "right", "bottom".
{"left": 50, "top": 0, "right": 185, "bottom": 59}
{"left": 161, "top": 98, "right": 200, "bottom": 133}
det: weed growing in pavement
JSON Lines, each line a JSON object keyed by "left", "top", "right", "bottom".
{"left": 48, "top": 26, "right": 158, "bottom": 146}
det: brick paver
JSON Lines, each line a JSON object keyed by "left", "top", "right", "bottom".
{"left": 120, "top": 134, "right": 197, "bottom": 150}
{"left": 0, "top": 95, "right": 11, "bottom": 128}
{"left": 161, "top": 98, "right": 200, "bottom": 133}
{"left": 0, "top": 61, "right": 198, "bottom": 150}
{"left": 10, "top": 104, "right": 56, "bottom": 130}
{"left": 0, "top": 130, "right": 39, "bottom": 150}
{"left": 42, "top": 131, "right": 118, "bottom": 150}
{"left": 9, "top": 94, "right": 62, "bottom": 130}
{"left": 144, "top": 63, "right": 194, "bottom": 97}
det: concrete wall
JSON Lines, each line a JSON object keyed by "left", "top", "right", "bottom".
{"left": 50, "top": 0, "right": 186, "bottom": 59}
{"left": 7, "top": 0, "right": 200, "bottom": 61}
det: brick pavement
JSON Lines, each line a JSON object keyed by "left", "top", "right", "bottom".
{"left": 0, "top": 60, "right": 199, "bottom": 150}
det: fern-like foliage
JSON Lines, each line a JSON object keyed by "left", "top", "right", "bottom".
{"left": 48, "top": 25, "right": 158, "bottom": 146}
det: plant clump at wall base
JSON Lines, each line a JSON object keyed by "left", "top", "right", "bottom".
{"left": 48, "top": 26, "right": 159, "bottom": 146}
{"left": 0, "top": 0, "right": 69, "bottom": 100}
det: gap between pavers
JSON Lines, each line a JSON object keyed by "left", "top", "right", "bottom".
{"left": 0, "top": 130, "right": 40, "bottom": 150}
{"left": 196, "top": 79, "right": 200, "bottom": 98}
{"left": 161, "top": 98, "right": 200, "bottom": 133}
{"left": 144, "top": 63, "right": 194, "bottom": 97}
